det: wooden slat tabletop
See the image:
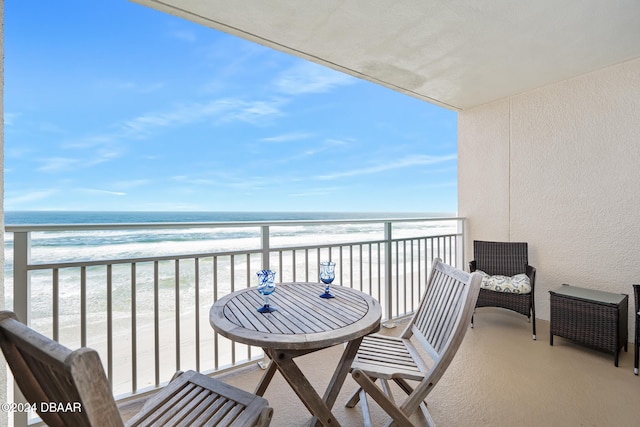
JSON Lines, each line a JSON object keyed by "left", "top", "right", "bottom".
{"left": 210, "top": 283, "right": 381, "bottom": 350}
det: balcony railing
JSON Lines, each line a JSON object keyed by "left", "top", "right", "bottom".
{"left": 5, "top": 216, "right": 464, "bottom": 425}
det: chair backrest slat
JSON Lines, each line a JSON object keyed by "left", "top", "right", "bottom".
{"left": 432, "top": 274, "right": 465, "bottom": 353}
{"left": 404, "top": 260, "right": 481, "bottom": 358}
{"left": 474, "top": 240, "right": 528, "bottom": 276}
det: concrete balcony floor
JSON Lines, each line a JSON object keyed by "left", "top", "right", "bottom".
{"left": 120, "top": 309, "right": 640, "bottom": 426}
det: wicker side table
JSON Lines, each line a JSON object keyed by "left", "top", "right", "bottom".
{"left": 550, "top": 284, "right": 628, "bottom": 367}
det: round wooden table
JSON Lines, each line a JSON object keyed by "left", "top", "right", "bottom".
{"left": 210, "top": 282, "right": 381, "bottom": 427}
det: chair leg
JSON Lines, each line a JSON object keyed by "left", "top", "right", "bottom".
{"left": 394, "top": 379, "right": 430, "bottom": 423}
{"left": 346, "top": 377, "right": 381, "bottom": 408}
{"left": 380, "top": 379, "right": 395, "bottom": 405}
{"left": 634, "top": 336, "right": 639, "bottom": 376}
{"left": 531, "top": 316, "right": 537, "bottom": 340}
{"left": 359, "top": 388, "right": 373, "bottom": 427}
{"left": 257, "top": 407, "right": 274, "bottom": 427}
{"left": 531, "top": 297, "right": 537, "bottom": 340}
{"left": 419, "top": 406, "right": 437, "bottom": 427}
{"left": 352, "top": 369, "right": 414, "bottom": 427}
{"left": 345, "top": 387, "right": 362, "bottom": 408}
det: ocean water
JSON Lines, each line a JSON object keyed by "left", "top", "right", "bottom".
{"left": 4, "top": 210, "right": 455, "bottom": 264}
{"left": 5, "top": 211, "right": 457, "bottom": 307}
{"left": 5, "top": 210, "right": 453, "bottom": 224}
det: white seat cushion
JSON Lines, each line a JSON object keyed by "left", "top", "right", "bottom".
{"left": 476, "top": 270, "right": 532, "bottom": 294}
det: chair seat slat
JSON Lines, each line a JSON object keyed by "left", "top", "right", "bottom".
{"left": 146, "top": 386, "right": 213, "bottom": 426}
{"left": 188, "top": 395, "right": 229, "bottom": 426}
{"left": 204, "top": 399, "right": 237, "bottom": 426}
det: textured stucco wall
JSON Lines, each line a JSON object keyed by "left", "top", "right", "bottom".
{"left": 459, "top": 57, "right": 640, "bottom": 337}
{"left": 457, "top": 100, "right": 511, "bottom": 242}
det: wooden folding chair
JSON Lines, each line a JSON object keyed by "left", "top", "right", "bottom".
{"left": 0, "top": 310, "right": 273, "bottom": 427}
{"left": 346, "top": 259, "right": 482, "bottom": 426}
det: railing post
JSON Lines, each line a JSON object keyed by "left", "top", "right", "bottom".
{"left": 13, "top": 231, "right": 31, "bottom": 325}
{"left": 258, "top": 225, "right": 271, "bottom": 369}
{"left": 457, "top": 218, "right": 466, "bottom": 270}
{"left": 261, "top": 226, "right": 270, "bottom": 270}
{"left": 12, "top": 231, "right": 31, "bottom": 427}
{"left": 384, "top": 222, "right": 393, "bottom": 321}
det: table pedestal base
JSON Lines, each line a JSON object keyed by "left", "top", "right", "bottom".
{"left": 255, "top": 338, "right": 363, "bottom": 427}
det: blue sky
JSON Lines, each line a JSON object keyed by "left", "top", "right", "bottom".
{"left": 4, "top": 1, "right": 458, "bottom": 213}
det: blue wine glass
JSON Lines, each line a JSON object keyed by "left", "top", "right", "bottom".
{"left": 319, "top": 261, "right": 336, "bottom": 298}
{"left": 256, "top": 270, "right": 277, "bottom": 313}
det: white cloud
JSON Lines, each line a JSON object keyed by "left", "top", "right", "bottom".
{"left": 274, "top": 62, "right": 356, "bottom": 95}
{"left": 118, "top": 98, "right": 285, "bottom": 139}
{"left": 172, "top": 30, "right": 197, "bottom": 43}
{"left": 272, "top": 137, "right": 352, "bottom": 165}
{"left": 86, "top": 149, "right": 122, "bottom": 166}
{"left": 221, "top": 99, "right": 285, "bottom": 125}
{"left": 64, "top": 134, "right": 115, "bottom": 149}
{"left": 37, "top": 157, "right": 81, "bottom": 172}
{"left": 99, "top": 80, "right": 165, "bottom": 94}
{"left": 5, "top": 190, "right": 58, "bottom": 206}
{"left": 120, "top": 106, "right": 202, "bottom": 137}
{"left": 37, "top": 148, "right": 124, "bottom": 172}
{"left": 289, "top": 187, "right": 342, "bottom": 197}
{"left": 112, "top": 179, "right": 152, "bottom": 189}
{"left": 260, "top": 132, "right": 313, "bottom": 143}
{"left": 171, "top": 176, "right": 218, "bottom": 186}
{"left": 315, "top": 154, "right": 457, "bottom": 180}
{"left": 80, "top": 188, "right": 126, "bottom": 196}
{"left": 325, "top": 138, "right": 351, "bottom": 146}
{"left": 5, "top": 145, "right": 34, "bottom": 159}
{"left": 4, "top": 112, "right": 18, "bottom": 126}
{"left": 59, "top": 97, "right": 286, "bottom": 166}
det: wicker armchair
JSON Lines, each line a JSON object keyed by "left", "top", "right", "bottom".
{"left": 469, "top": 240, "right": 537, "bottom": 340}
{"left": 634, "top": 284, "right": 640, "bottom": 375}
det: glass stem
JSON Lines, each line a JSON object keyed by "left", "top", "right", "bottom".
{"left": 264, "top": 295, "right": 270, "bottom": 306}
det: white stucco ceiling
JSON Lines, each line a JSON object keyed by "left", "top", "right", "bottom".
{"left": 131, "top": 0, "right": 640, "bottom": 111}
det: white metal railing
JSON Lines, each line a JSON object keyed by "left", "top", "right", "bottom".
{"left": 5, "top": 216, "right": 465, "bottom": 426}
